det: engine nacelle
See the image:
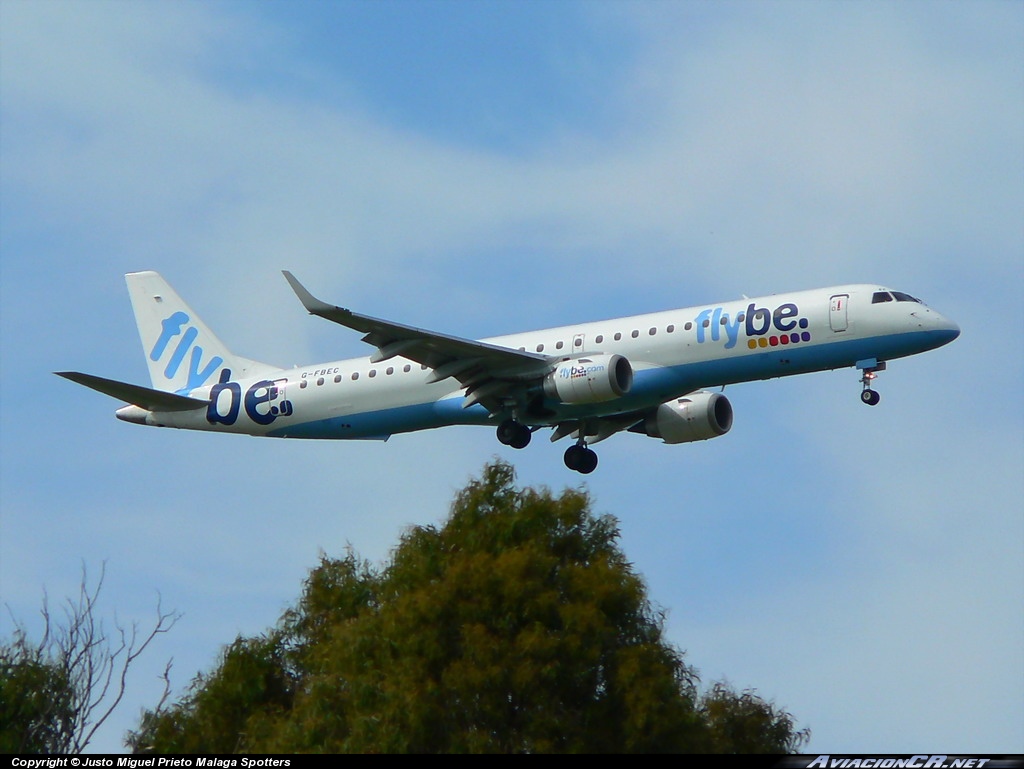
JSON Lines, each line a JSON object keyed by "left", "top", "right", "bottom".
{"left": 644, "top": 392, "right": 733, "bottom": 444}
{"left": 544, "top": 354, "right": 633, "bottom": 405}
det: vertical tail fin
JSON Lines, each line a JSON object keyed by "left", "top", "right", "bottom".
{"left": 125, "top": 271, "right": 276, "bottom": 394}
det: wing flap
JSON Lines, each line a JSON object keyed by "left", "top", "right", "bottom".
{"left": 551, "top": 412, "right": 647, "bottom": 444}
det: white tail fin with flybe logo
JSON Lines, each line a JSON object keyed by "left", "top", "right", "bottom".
{"left": 125, "top": 271, "right": 276, "bottom": 394}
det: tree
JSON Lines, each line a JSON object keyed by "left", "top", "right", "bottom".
{"left": 700, "top": 682, "right": 808, "bottom": 754}
{"left": 0, "top": 563, "right": 179, "bottom": 753}
{"left": 0, "top": 630, "right": 74, "bottom": 753}
{"left": 130, "top": 461, "right": 808, "bottom": 753}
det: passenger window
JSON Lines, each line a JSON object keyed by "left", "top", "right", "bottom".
{"left": 368, "top": 370, "right": 377, "bottom": 378}
{"left": 404, "top": 364, "right": 411, "bottom": 373}
{"left": 386, "top": 367, "right": 394, "bottom": 375}
{"left": 334, "top": 374, "right": 342, "bottom": 383}
{"left": 685, "top": 322, "right": 693, "bottom": 331}
{"left": 667, "top": 325, "right": 675, "bottom": 333}
{"left": 536, "top": 344, "right": 544, "bottom": 352}
{"left": 596, "top": 334, "right": 604, "bottom": 344}
{"left": 574, "top": 338, "right": 582, "bottom": 347}
{"left": 614, "top": 332, "right": 622, "bottom": 341}
{"left": 631, "top": 330, "right": 639, "bottom": 338}
{"left": 352, "top": 372, "right": 359, "bottom": 381}
{"left": 556, "top": 341, "right": 564, "bottom": 350}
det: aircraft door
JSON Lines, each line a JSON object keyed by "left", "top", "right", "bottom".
{"left": 573, "top": 333, "right": 586, "bottom": 353}
{"left": 272, "top": 378, "right": 294, "bottom": 417}
{"left": 830, "top": 294, "right": 849, "bottom": 332}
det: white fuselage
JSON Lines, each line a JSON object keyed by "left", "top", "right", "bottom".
{"left": 128, "top": 284, "right": 959, "bottom": 441}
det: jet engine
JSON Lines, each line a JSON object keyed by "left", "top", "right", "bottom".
{"left": 544, "top": 354, "right": 633, "bottom": 405}
{"left": 642, "top": 391, "right": 733, "bottom": 444}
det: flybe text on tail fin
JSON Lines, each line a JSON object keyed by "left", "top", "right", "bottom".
{"left": 125, "top": 271, "right": 276, "bottom": 394}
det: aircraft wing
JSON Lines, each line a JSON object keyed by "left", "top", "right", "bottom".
{"left": 283, "top": 272, "right": 551, "bottom": 411}
{"left": 551, "top": 410, "right": 648, "bottom": 444}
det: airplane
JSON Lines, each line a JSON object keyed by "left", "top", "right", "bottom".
{"left": 57, "top": 271, "right": 960, "bottom": 474}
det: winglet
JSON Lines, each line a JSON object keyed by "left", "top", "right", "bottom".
{"left": 282, "top": 271, "right": 341, "bottom": 317}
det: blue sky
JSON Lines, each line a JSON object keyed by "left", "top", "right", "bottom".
{"left": 2, "top": 0, "right": 1021, "bottom": 754}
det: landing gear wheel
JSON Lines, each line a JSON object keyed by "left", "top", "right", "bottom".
{"left": 509, "top": 425, "right": 532, "bottom": 449}
{"left": 857, "top": 363, "right": 885, "bottom": 406}
{"left": 496, "top": 419, "right": 516, "bottom": 445}
{"left": 564, "top": 445, "right": 598, "bottom": 474}
{"left": 563, "top": 445, "right": 582, "bottom": 471}
{"left": 497, "top": 419, "right": 532, "bottom": 449}
{"left": 578, "top": 448, "right": 598, "bottom": 474}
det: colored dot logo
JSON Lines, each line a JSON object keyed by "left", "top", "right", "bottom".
{"left": 748, "top": 331, "right": 812, "bottom": 349}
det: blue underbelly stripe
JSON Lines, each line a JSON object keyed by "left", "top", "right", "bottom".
{"left": 266, "top": 397, "right": 492, "bottom": 440}
{"left": 266, "top": 330, "right": 952, "bottom": 440}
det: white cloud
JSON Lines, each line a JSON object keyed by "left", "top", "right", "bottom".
{"left": 2, "top": 0, "right": 1020, "bottom": 754}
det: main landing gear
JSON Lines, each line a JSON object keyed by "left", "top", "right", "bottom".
{"left": 563, "top": 443, "right": 598, "bottom": 475}
{"left": 497, "top": 418, "right": 598, "bottom": 474}
{"left": 496, "top": 418, "right": 532, "bottom": 449}
{"left": 857, "top": 360, "right": 886, "bottom": 406}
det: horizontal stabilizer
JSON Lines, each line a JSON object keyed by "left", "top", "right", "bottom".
{"left": 56, "top": 372, "right": 208, "bottom": 412}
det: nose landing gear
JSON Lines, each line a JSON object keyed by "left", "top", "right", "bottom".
{"left": 860, "top": 384, "right": 881, "bottom": 406}
{"left": 857, "top": 359, "right": 886, "bottom": 406}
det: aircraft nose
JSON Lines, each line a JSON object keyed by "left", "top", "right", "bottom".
{"left": 931, "top": 312, "right": 960, "bottom": 346}
{"left": 910, "top": 307, "right": 959, "bottom": 348}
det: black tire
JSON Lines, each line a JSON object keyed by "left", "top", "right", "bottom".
{"left": 578, "top": 448, "right": 598, "bottom": 474}
{"left": 861, "top": 389, "right": 880, "bottom": 406}
{"left": 509, "top": 424, "right": 532, "bottom": 449}
{"left": 564, "top": 445, "right": 584, "bottom": 471}
{"left": 496, "top": 419, "right": 518, "bottom": 445}
{"left": 564, "top": 445, "right": 598, "bottom": 473}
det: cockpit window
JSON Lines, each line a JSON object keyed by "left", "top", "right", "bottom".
{"left": 892, "top": 291, "right": 922, "bottom": 303}
{"left": 872, "top": 291, "right": 893, "bottom": 303}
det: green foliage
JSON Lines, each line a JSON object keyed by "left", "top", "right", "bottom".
{"left": 699, "top": 682, "right": 810, "bottom": 754}
{"left": 0, "top": 630, "right": 75, "bottom": 753}
{"left": 131, "top": 634, "right": 294, "bottom": 753}
{"left": 131, "top": 461, "right": 808, "bottom": 754}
